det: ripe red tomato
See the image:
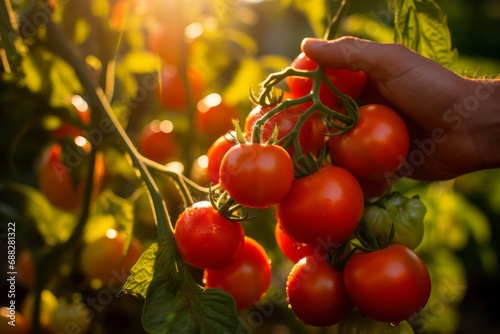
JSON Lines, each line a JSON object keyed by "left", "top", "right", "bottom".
{"left": 357, "top": 176, "right": 396, "bottom": 201}
{"left": 329, "top": 104, "right": 410, "bottom": 180}
{"left": 203, "top": 237, "right": 271, "bottom": 309}
{"left": 195, "top": 93, "right": 239, "bottom": 140}
{"left": 138, "top": 119, "right": 179, "bottom": 164}
{"left": 286, "top": 256, "right": 354, "bottom": 327}
{"left": 274, "top": 223, "right": 314, "bottom": 263}
{"left": 343, "top": 244, "right": 431, "bottom": 323}
{"left": 147, "top": 24, "right": 188, "bottom": 67}
{"left": 206, "top": 131, "right": 237, "bottom": 185}
{"left": 219, "top": 143, "right": 294, "bottom": 209}
{"left": 157, "top": 65, "right": 203, "bottom": 112}
{"left": 275, "top": 165, "right": 364, "bottom": 247}
{"left": 286, "top": 52, "right": 367, "bottom": 110}
{"left": 38, "top": 143, "right": 105, "bottom": 213}
{"left": 51, "top": 95, "right": 91, "bottom": 138}
{"left": 243, "top": 104, "right": 314, "bottom": 155}
{"left": 80, "top": 230, "right": 143, "bottom": 283}
{"left": 174, "top": 201, "right": 245, "bottom": 270}
{"left": 307, "top": 112, "right": 327, "bottom": 152}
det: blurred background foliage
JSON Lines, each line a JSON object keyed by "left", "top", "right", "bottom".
{"left": 0, "top": 0, "right": 499, "bottom": 333}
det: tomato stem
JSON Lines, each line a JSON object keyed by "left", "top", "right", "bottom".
{"left": 324, "top": 0, "right": 352, "bottom": 40}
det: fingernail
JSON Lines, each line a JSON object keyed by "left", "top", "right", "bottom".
{"left": 301, "top": 38, "right": 326, "bottom": 52}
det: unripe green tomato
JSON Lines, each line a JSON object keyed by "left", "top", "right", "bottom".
{"left": 363, "top": 191, "right": 426, "bottom": 249}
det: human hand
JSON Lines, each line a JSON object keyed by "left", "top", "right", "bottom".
{"left": 301, "top": 36, "right": 500, "bottom": 181}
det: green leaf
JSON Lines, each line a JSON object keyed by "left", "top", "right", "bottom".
{"left": 389, "top": 0, "right": 458, "bottom": 67}
{"left": 0, "top": 0, "right": 26, "bottom": 77}
{"left": 222, "top": 57, "right": 265, "bottom": 106}
{"left": 122, "top": 51, "right": 161, "bottom": 74}
{"left": 119, "top": 241, "right": 158, "bottom": 299}
{"left": 142, "top": 237, "right": 241, "bottom": 334}
{"left": 340, "top": 13, "right": 394, "bottom": 43}
{"left": 0, "top": 182, "right": 75, "bottom": 247}
{"left": 21, "top": 47, "right": 83, "bottom": 106}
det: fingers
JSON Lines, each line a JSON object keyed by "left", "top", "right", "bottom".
{"left": 300, "top": 36, "right": 414, "bottom": 76}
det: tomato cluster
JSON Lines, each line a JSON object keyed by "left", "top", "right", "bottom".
{"left": 188, "top": 52, "right": 431, "bottom": 330}
{"left": 174, "top": 203, "right": 271, "bottom": 309}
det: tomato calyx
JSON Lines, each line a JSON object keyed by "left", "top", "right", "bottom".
{"left": 208, "top": 185, "right": 251, "bottom": 222}
{"left": 328, "top": 238, "right": 356, "bottom": 271}
{"left": 353, "top": 218, "right": 395, "bottom": 252}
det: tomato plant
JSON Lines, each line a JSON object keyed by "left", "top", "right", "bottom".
{"left": 174, "top": 201, "right": 245, "bottom": 269}
{"left": 329, "top": 104, "right": 410, "bottom": 180}
{"left": 1, "top": 0, "right": 487, "bottom": 332}
{"left": 286, "top": 256, "right": 354, "bottom": 327}
{"left": 219, "top": 143, "right": 294, "bottom": 208}
{"left": 203, "top": 237, "right": 271, "bottom": 309}
{"left": 286, "top": 52, "right": 368, "bottom": 109}
{"left": 137, "top": 119, "right": 179, "bottom": 164}
{"left": 38, "top": 143, "right": 105, "bottom": 213}
{"left": 275, "top": 165, "right": 364, "bottom": 247}
{"left": 343, "top": 244, "right": 431, "bottom": 323}
{"left": 206, "top": 131, "right": 237, "bottom": 184}
{"left": 79, "top": 230, "right": 143, "bottom": 283}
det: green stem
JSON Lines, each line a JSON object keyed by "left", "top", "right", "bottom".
{"left": 324, "top": 0, "right": 352, "bottom": 40}
{"left": 142, "top": 156, "right": 210, "bottom": 207}
{"left": 45, "top": 20, "right": 173, "bottom": 238}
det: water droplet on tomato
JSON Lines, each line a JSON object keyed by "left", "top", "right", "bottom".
{"left": 390, "top": 322, "right": 400, "bottom": 327}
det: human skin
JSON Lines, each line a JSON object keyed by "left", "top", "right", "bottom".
{"left": 301, "top": 36, "right": 500, "bottom": 181}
